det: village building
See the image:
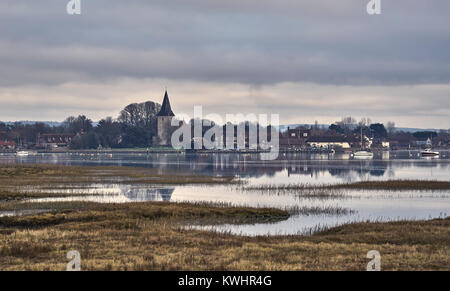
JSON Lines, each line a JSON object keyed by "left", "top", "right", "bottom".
{"left": 307, "top": 136, "right": 351, "bottom": 149}
{"left": 37, "top": 133, "right": 74, "bottom": 149}
{"left": 279, "top": 127, "right": 311, "bottom": 150}
{"left": 0, "top": 132, "right": 15, "bottom": 150}
{"left": 415, "top": 137, "right": 432, "bottom": 148}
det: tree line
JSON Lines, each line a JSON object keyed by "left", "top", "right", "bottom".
{"left": 0, "top": 100, "right": 162, "bottom": 149}
{"left": 1, "top": 110, "right": 449, "bottom": 149}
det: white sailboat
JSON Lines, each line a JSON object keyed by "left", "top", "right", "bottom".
{"left": 16, "top": 151, "right": 29, "bottom": 157}
{"left": 354, "top": 150, "right": 374, "bottom": 158}
{"left": 421, "top": 148, "right": 439, "bottom": 157}
{"left": 420, "top": 136, "right": 439, "bottom": 157}
{"left": 353, "top": 128, "right": 373, "bottom": 159}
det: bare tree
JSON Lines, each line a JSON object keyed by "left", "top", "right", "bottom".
{"left": 386, "top": 121, "right": 396, "bottom": 136}
{"left": 118, "top": 101, "right": 161, "bottom": 127}
{"left": 337, "top": 116, "right": 357, "bottom": 132}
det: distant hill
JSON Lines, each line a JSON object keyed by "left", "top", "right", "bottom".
{"left": 279, "top": 124, "right": 446, "bottom": 133}
{"left": 395, "top": 127, "right": 446, "bottom": 133}
{"left": 278, "top": 124, "right": 333, "bottom": 132}
{"left": 1, "top": 121, "right": 63, "bottom": 127}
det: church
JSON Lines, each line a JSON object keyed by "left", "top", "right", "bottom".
{"left": 153, "top": 90, "right": 175, "bottom": 147}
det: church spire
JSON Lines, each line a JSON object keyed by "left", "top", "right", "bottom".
{"left": 157, "top": 90, "right": 175, "bottom": 117}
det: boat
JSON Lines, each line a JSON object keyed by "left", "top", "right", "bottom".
{"left": 353, "top": 150, "right": 374, "bottom": 158}
{"left": 16, "top": 151, "right": 29, "bottom": 156}
{"left": 353, "top": 127, "right": 373, "bottom": 159}
{"left": 420, "top": 135, "right": 439, "bottom": 157}
{"left": 421, "top": 148, "right": 439, "bottom": 157}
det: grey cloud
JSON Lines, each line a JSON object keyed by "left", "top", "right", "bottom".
{"left": 1, "top": 0, "right": 449, "bottom": 128}
{"left": 0, "top": 0, "right": 450, "bottom": 86}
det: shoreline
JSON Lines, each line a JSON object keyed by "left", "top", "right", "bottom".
{"left": 2, "top": 148, "right": 450, "bottom": 155}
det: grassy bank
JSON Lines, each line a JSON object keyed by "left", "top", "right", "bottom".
{"left": 0, "top": 202, "right": 448, "bottom": 271}
{"left": 245, "top": 180, "right": 450, "bottom": 192}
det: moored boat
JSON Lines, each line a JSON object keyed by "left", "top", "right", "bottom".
{"left": 421, "top": 148, "right": 439, "bottom": 157}
{"left": 353, "top": 150, "right": 374, "bottom": 157}
{"left": 353, "top": 127, "right": 373, "bottom": 159}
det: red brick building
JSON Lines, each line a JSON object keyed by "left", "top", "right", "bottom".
{"left": 0, "top": 132, "right": 15, "bottom": 149}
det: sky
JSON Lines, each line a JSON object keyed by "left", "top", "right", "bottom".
{"left": 0, "top": 0, "right": 449, "bottom": 128}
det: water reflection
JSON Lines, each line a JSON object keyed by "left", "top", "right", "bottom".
{"left": 123, "top": 187, "right": 173, "bottom": 202}
{"left": 31, "top": 184, "right": 174, "bottom": 203}
{"left": 0, "top": 152, "right": 449, "bottom": 185}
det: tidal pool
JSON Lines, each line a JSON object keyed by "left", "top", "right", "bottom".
{"left": 26, "top": 183, "right": 450, "bottom": 235}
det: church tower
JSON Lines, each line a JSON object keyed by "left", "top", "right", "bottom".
{"left": 155, "top": 90, "right": 175, "bottom": 146}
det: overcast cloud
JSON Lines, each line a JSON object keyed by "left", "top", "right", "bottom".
{"left": 0, "top": 0, "right": 449, "bottom": 128}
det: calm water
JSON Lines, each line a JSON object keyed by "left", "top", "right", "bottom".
{"left": 1, "top": 151, "right": 449, "bottom": 235}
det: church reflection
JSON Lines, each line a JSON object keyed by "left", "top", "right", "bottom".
{"left": 118, "top": 185, "right": 174, "bottom": 202}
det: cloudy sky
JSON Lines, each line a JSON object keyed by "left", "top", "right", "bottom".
{"left": 1, "top": 0, "right": 449, "bottom": 128}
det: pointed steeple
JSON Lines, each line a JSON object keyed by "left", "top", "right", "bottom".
{"left": 157, "top": 90, "right": 175, "bottom": 117}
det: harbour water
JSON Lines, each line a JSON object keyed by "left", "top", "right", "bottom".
{"left": 1, "top": 151, "right": 449, "bottom": 235}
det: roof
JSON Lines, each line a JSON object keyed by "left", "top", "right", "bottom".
{"left": 0, "top": 140, "right": 15, "bottom": 145}
{"left": 157, "top": 91, "right": 175, "bottom": 117}
{"left": 39, "top": 134, "right": 73, "bottom": 144}
{"left": 307, "top": 136, "right": 349, "bottom": 143}
{"left": 39, "top": 134, "right": 74, "bottom": 137}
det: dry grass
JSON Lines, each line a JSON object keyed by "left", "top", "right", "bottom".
{"left": 0, "top": 202, "right": 448, "bottom": 271}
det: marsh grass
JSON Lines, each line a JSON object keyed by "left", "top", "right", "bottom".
{"left": 0, "top": 202, "right": 447, "bottom": 271}
{"left": 286, "top": 205, "right": 356, "bottom": 216}
{"left": 244, "top": 180, "right": 450, "bottom": 192}
{"left": 0, "top": 201, "right": 289, "bottom": 229}
{"left": 327, "top": 180, "right": 450, "bottom": 190}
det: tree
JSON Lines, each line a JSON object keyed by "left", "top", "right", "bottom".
{"left": 10, "top": 122, "right": 53, "bottom": 146}
{"left": 329, "top": 124, "right": 344, "bottom": 134}
{"left": 64, "top": 115, "right": 93, "bottom": 134}
{"left": 96, "top": 117, "right": 122, "bottom": 148}
{"left": 70, "top": 132, "right": 99, "bottom": 149}
{"left": 118, "top": 101, "right": 161, "bottom": 128}
{"left": 369, "top": 123, "right": 387, "bottom": 138}
{"left": 358, "top": 118, "right": 369, "bottom": 127}
{"left": 386, "top": 121, "right": 396, "bottom": 136}
{"left": 117, "top": 100, "right": 161, "bottom": 147}
{"left": 336, "top": 116, "right": 357, "bottom": 133}
{"left": 353, "top": 125, "right": 370, "bottom": 137}
{"left": 413, "top": 131, "right": 437, "bottom": 140}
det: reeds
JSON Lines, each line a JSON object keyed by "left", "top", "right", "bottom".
{"left": 285, "top": 205, "right": 356, "bottom": 216}
{"left": 244, "top": 180, "right": 450, "bottom": 192}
